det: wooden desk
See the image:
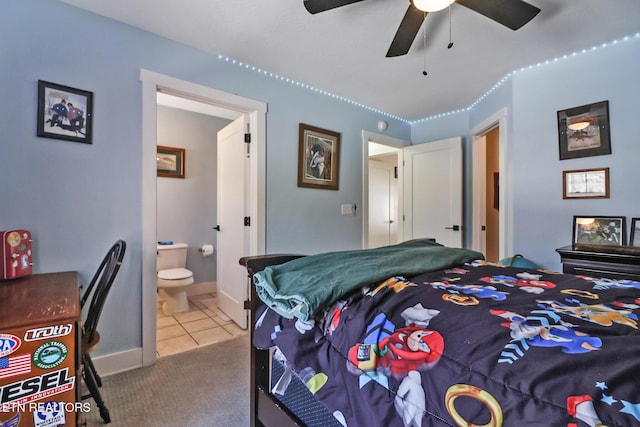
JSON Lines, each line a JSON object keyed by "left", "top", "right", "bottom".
{"left": 0, "top": 271, "right": 82, "bottom": 426}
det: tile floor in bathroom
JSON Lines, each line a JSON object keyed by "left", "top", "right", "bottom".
{"left": 156, "top": 292, "right": 248, "bottom": 358}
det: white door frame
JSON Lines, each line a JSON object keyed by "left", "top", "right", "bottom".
{"left": 471, "top": 135, "right": 488, "bottom": 255}
{"left": 140, "top": 69, "right": 266, "bottom": 366}
{"left": 471, "top": 107, "right": 510, "bottom": 260}
{"left": 361, "top": 130, "right": 409, "bottom": 248}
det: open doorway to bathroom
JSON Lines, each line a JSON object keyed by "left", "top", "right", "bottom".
{"left": 141, "top": 70, "right": 267, "bottom": 366}
{"left": 155, "top": 94, "right": 247, "bottom": 358}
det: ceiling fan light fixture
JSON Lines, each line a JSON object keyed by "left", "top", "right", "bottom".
{"left": 412, "top": 0, "right": 455, "bottom": 13}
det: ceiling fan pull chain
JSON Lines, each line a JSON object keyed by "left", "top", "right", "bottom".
{"left": 448, "top": 2, "right": 454, "bottom": 49}
{"left": 422, "top": 12, "right": 428, "bottom": 76}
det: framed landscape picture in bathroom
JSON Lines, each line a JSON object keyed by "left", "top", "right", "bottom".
{"left": 157, "top": 145, "right": 185, "bottom": 178}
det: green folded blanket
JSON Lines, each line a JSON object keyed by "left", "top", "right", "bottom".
{"left": 253, "top": 239, "right": 484, "bottom": 321}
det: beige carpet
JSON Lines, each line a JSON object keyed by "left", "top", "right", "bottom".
{"left": 83, "top": 334, "right": 250, "bottom": 426}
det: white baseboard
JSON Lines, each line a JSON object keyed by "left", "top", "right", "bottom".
{"left": 93, "top": 347, "right": 144, "bottom": 376}
{"left": 187, "top": 281, "right": 216, "bottom": 296}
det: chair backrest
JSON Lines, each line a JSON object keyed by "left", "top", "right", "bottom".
{"left": 82, "top": 240, "right": 126, "bottom": 344}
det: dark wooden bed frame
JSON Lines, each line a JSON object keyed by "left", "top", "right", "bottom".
{"left": 239, "top": 240, "right": 439, "bottom": 426}
{"left": 239, "top": 245, "right": 640, "bottom": 427}
{"left": 240, "top": 254, "right": 307, "bottom": 427}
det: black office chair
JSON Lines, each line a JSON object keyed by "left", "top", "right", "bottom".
{"left": 81, "top": 240, "right": 126, "bottom": 424}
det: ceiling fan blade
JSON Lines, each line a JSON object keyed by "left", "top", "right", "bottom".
{"left": 303, "top": 0, "right": 366, "bottom": 14}
{"left": 386, "top": 3, "right": 426, "bottom": 57}
{"left": 456, "top": 0, "right": 541, "bottom": 30}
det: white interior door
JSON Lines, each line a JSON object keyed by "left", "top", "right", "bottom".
{"left": 216, "top": 115, "right": 249, "bottom": 328}
{"left": 368, "top": 156, "right": 398, "bottom": 248}
{"left": 403, "top": 137, "right": 463, "bottom": 248}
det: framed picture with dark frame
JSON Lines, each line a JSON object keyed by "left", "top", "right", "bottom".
{"left": 572, "top": 215, "right": 625, "bottom": 247}
{"left": 37, "top": 80, "right": 93, "bottom": 144}
{"left": 157, "top": 145, "right": 185, "bottom": 178}
{"left": 562, "top": 167, "right": 609, "bottom": 199}
{"left": 297, "top": 123, "right": 341, "bottom": 190}
{"left": 631, "top": 218, "right": 640, "bottom": 247}
{"left": 557, "top": 100, "right": 611, "bottom": 160}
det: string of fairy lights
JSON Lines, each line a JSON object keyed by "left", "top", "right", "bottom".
{"left": 217, "top": 32, "right": 640, "bottom": 126}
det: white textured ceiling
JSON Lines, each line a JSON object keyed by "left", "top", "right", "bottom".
{"left": 61, "top": 0, "right": 640, "bottom": 121}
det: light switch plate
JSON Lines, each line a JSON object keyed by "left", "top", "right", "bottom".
{"left": 341, "top": 204, "right": 353, "bottom": 215}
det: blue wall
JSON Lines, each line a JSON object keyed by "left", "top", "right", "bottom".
{"left": 411, "top": 37, "right": 640, "bottom": 270}
{"left": 510, "top": 39, "right": 640, "bottom": 269}
{"left": 0, "top": 0, "right": 409, "bottom": 355}
{"left": 1, "top": 0, "right": 638, "bottom": 358}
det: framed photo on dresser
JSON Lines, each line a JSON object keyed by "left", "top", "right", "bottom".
{"left": 572, "top": 216, "right": 625, "bottom": 247}
{"left": 631, "top": 218, "right": 640, "bottom": 247}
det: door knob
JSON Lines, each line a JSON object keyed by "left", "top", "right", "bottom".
{"left": 445, "top": 225, "right": 460, "bottom": 231}
{"left": 213, "top": 225, "right": 221, "bottom": 231}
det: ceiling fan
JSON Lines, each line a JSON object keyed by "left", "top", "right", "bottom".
{"left": 303, "top": 0, "right": 541, "bottom": 57}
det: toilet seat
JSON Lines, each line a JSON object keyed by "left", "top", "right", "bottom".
{"left": 158, "top": 268, "right": 193, "bottom": 281}
{"left": 157, "top": 268, "right": 194, "bottom": 288}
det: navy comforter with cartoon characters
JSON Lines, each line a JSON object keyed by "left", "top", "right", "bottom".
{"left": 253, "top": 259, "right": 640, "bottom": 427}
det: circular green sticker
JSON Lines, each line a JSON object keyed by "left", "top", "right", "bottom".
{"left": 33, "top": 341, "right": 68, "bottom": 369}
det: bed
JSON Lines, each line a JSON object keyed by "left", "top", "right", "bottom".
{"left": 241, "top": 239, "right": 640, "bottom": 427}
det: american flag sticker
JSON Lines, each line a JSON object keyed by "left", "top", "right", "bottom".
{"left": 0, "top": 354, "right": 31, "bottom": 379}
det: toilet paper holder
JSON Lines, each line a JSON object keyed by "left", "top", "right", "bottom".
{"left": 199, "top": 244, "right": 215, "bottom": 256}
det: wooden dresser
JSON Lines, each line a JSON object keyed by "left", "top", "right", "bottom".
{"left": 0, "top": 271, "right": 82, "bottom": 426}
{"left": 556, "top": 245, "right": 640, "bottom": 281}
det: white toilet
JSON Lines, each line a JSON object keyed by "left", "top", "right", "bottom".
{"left": 157, "top": 243, "right": 194, "bottom": 314}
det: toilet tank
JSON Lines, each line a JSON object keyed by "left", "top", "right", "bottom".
{"left": 157, "top": 243, "right": 188, "bottom": 271}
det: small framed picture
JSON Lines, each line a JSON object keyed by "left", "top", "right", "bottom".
{"left": 297, "top": 123, "right": 341, "bottom": 190}
{"left": 562, "top": 168, "right": 609, "bottom": 199}
{"left": 573, "top": 216, "right": 625, "bottom": 246}
{"left": 631, "top": 218, "right": 640, "bottom": 247}
{"left": 557, "top": 100, "right": 611, "bottom": 160}
{"left": 157, "top": 146, "right": 185, "bottom": 178}
{"left": 37, "top": 80, "right": 93, "bottom": 144}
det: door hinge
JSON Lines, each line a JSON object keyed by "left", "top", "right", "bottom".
{"left": 244, "top": 216, "right": 251, "bottom": 226}
{"left": 243, "top": 299, "right": 251, "bottom": 310}
{"left": 245, "top": 132, "right": 251, "bottom": 157}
